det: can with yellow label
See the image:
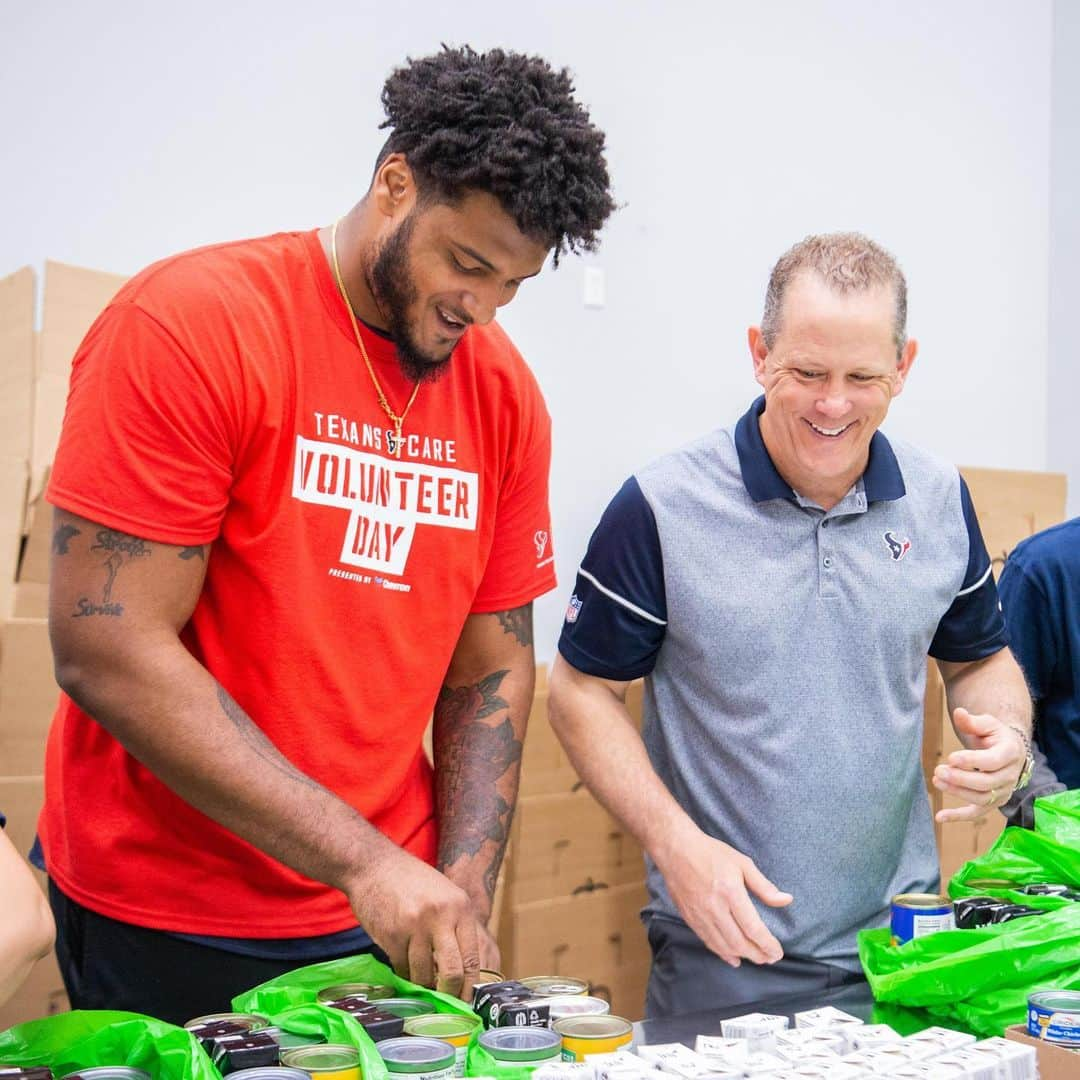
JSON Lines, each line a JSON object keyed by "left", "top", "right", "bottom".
{"left": 403, "top": 1013, "right": 482, "bottom": 1077}
{"left": 280, "top": 1044, "right": 362, "bottom": 1080}
{"left": 554, "top": 1015, "right": 633, "bottom": 1061}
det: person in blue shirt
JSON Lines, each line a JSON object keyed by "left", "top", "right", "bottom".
{"left": 998, "top": 517, "right": 1079, "bottom": 826}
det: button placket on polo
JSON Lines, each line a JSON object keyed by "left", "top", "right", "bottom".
{"left": 817, "top": 512, "right": 838, "bottom": 598}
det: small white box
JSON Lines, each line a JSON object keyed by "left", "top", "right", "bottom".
{"left": 794, "top": 1006, "right": 864, "bottom": 1030}
{"left": 693, "top": 1036, "right": 749, "bottom": 1064}
{"left": 739, "top": 1051, "right": 789, "bottom": 1075}
{"left": 534, "top": 1066, "right": 597, "bottom": 1080}
{"left": 905, "top": 1027, "right": 977, "bottom": 1052}
{"left": 968, "top": 1038, "right": 1038, "bottom": 1080}
{"left": 848, "top": 1024, "right": 902, "bottom": 1053}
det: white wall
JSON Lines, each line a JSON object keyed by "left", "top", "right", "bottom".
{"left": 0, "top": 1, "right": 1054, "bottom": 659}
{"left": 1050, "top": 0, "right": 1080, "bottom": 518}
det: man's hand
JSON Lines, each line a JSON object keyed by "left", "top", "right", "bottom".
{"left": 933, "top": 707, "right": 1027, "bottom": 823}
{"left": 655, "top": 824, "right": 793, "bottom": 967}
{"left": 346, "top": 847, "right": 483, "bottom": 999}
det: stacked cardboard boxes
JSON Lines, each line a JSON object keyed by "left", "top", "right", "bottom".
{"left": 498, "top": 671, "right": 651, "bottom": 1019}
{"left": 922, "top": 466, "right": 1067, "bottom": 884}
{"left": 0, "top": 261, "right": 125, "bottom": 1028}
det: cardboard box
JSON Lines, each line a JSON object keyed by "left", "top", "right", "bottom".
{"left": 1004, "top": 1024, "right": 1079, "bottom": 1080}
{"left": 506, "top": 787, "right": 645, "bottom": 904}
{"left": 500, "top": 881, "right": 649, "bottom": 976}
{"left": 0, "top": 455, "right": 29, "bottom": 620}
{"left": 13, "top": 581, "right": 49, "bottom": 619}
{"left": 0, "top": 775, "right": 69, "bottom": 1028}
{"left": 18, "top": 474, "right": 52, "bottom": 585}
{"left": 585, "top": 956, "right": 651, "bottom": 1022}
{"left": 0, "top": 267, "right": 36, "bottom": 461}
{"left": 0, "top": 618, "right": 58, "bottom": 776}
{"left": 30, "top": 373, "right": 69, "bottom": 496}
{"left": 37, "top": 260, "right": 125, "bottom": 380}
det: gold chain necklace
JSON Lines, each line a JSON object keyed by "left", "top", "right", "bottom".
{"left": 330, "top": 218, "right": 420, "bottom": 458}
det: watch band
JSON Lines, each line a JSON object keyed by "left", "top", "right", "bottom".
{"left": 1006, "top": 723, "right": 1035, "bottom": 792}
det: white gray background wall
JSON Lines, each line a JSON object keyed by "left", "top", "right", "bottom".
{"left": 1, "top": 1, "right": 1071, "bottom": 659}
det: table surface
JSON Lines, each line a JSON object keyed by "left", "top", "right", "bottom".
{"left": 632, "top": 979, "right": 950, "bottom": 1046}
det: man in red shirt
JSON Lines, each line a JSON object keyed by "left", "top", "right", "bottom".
{"left": 41, "top": 45, "right": 615, "bottom": 1022}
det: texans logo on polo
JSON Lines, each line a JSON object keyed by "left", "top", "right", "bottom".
{"left": 884, "top": 531, "right": 912, "bottom": 561}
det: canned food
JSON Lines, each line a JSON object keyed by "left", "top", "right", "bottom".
{"left": 964, "top": 878, "right": 1016, "bottom": 890}
{"left": 186, "top": 1013, "right": 269, "bottom": 1031}
{"left": 475, "top": 969, "right": 504, "bottom": 985}
{"left": 403, "top": 1014, "right": 482, "bottom": 1078}
{"left": 378, "top": 998, "right": 437, "bottom": 1019}
{"left": 890, "top": 893, "right": 954, "bottom": 944}
{"left": 377, "top": 1036, "right": 456, "bottom": 1080}
{"left": 531, "top": 995, "right": 609, "bottom": 1025}
{"left": 1028, "top": 990, "right": 1080, "bottom": 1045}
{"left": 520, "top": 977, "right": 589, "bottom": 998}
{"left": 479, "top": 1027, "right": 562, "bottom": 1065}
{"left": 280, "top": 1045, "right": 362, "bottom": 1080}
{"left": 315, "top": 982, "right": 394, "bottom": 1003}
{"left": 0, "top": 1070, "right": 52, "bottom": 1080}
{"left": 228, "top": 1070, "right": 312, "bottom": 1080}
{"left": 553, "top": 1015, "right": 634, "bottom": 1061}
{"left": 59, "top": 1071, "right": 151, "bottom": 1080}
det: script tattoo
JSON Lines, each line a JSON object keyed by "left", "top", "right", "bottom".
{"left": 52, "top": 522, "right": 81, "bottom": 555}
{"left": 434, "top": 669, "right": 522, "bottom": 900}
{"left": 72, "top": 528, "right": 152, "bottom": 617}
{"left": 495, "top": 603, "right": 533, "bottom": 647}
{"left": 179, "top": 546, "right": 206, "bottom": 561}
{"left": 216, "top": 684, "right": 323, "bottom": 792}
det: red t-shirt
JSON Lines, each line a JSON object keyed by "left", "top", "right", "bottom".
{"left": 41, "top": 229, "right": 556, "bottom": 937}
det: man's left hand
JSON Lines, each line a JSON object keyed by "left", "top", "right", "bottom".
{"left": 932, "top": 707, "right": 1027, "bottom": 823}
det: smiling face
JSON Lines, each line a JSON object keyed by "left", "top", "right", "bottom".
{"left": 748, "top": 271, "right": 917, "bottom": 509}
{"left": 366, "top": 182, "right": 550, "bottom": 382}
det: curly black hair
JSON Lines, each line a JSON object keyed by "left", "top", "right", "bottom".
{"left": 378, "top": 45, "right": 615, "bottom": 263}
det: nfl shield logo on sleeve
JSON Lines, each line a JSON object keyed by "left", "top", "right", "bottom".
{"left": 566, "top": 594, "right": 583, "bottom": 623}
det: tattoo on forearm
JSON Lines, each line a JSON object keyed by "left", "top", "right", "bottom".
{"left": 435, "top": 670, "right": 522, "bottom": 898}
{"left": 216, "top": 684, "right": 324, "bottom": 793}
{"left": 52, "top": 523, "right": 80, "bottom": 555}
{"left": 72, "top": 528, "right": 152, "bottom": 618}
{"left": 179, "top": 546, "right": 206, "bottom": 561}
{"left": 495, "top": 604, "right": 533, "bottom": 647}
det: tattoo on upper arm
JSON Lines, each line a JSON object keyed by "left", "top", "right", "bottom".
{"left": 52, "top": 523, "right": 81, "bottom": 555}
{"left": 215, "top": 684, "right": 324, "bottom": 793}
{"left": 495, "top": 603, "right": 533, "bottom": 646}
{"left": 179, "top": 546, "right": 206, "bottom": 561}
{"left": 71, "top": 528, "right": 152, "bottom": 618}
{"left": 434, "top": 669, "right": 522, "bottom": 899}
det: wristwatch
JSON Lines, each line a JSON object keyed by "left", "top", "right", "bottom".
{"left": 1007, "top": 724, "right": 1035, "bottom": 792}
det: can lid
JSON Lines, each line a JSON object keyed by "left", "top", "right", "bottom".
{"left": 280, "top": 1045, "right": 361, "bottom": 1070}
{"left": 185, "top": 1013, "right": 269, "bottom": 1030}
{"left": 226, "top": 1070, "right": 312, "bottom": 1080}
{"left": 520, "top": 976, "right": 588, "bottom": 996}
{"left": 553, "top": 1015, "right": 634, "bottom": 1038}
{"left": 478, "top": 1028, "right": 561, "bottom": 1061}
{"left": 315, "top": 982, "right": 395, "bottom": 1003}
{"left": 58, "top": 1071, "right": 151, "bottom": 1080}
{"left": 402, "top": 1014, "right": 482, "bottom": 1039}
{"left": 376, "top": 1036, "right": 456, "bottom": 1071}
{"left": 1030, "top": 990, "right": 1080, "bottom": 1009}
{"left": 379, "top": 998, "right": 438, "bottom": 1018}
{"left": 891, "top": 893, "right": 951, "bottom": 909}
{"left": 531, "top": 995, "right": 609, "bottom": 1018}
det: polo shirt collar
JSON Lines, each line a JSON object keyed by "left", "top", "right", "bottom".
{"left": 734, "top": 395, "right": 907, "bottom": 504}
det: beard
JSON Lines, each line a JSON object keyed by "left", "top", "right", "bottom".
{"left": 367, "top": 213, "right": 456, "bottom": 384}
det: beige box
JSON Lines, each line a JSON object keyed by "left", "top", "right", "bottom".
{"left": 500, "top": 880, "right": 649, "bottom": 977}
{"left": 37, "top": 260, "right": 125, "bottom": 380}
{"left": 1004, "top": 1025, "right": 1078, "bottom": 1080}
{"left": 506, "top": 788, "right": 645, "bottom": 905}
{"left": 0, "top": 618, "right": 58, "bottom": 777}
{"left": 13, "top": 582, "right": 49, "bottom": 619}
{"left": 0, "top": 775, "right": 69, "bottom": 1028}
{"left": 0, "top": 456, "right": 30, "bottom": 620}
{"left": 0, "top": 267, "right": 36, "bottom": 462}
{"left": 18, "top": 474, "right": 52, "bottom": 586}
{"left": 585, "top": 957, "right": 651, "bottom": 1022}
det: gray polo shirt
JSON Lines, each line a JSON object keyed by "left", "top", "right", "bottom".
{"left": 558, "top": 396, "right": 1006, "bottom": 968}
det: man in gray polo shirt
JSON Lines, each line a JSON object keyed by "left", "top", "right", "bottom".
{"left": 549, "top": 232, "right": 1035, "bottom": 1016}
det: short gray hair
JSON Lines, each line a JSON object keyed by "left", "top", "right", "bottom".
{"left": 761, "top": 232, "right": 908, "bottom": 357}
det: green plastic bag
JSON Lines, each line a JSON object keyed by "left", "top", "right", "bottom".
{"left": 231, "top": 955, "right": 475, "bottom": 1080}
{"left": 0, "top": 1010, "right": 218, "bottom": 1080}
{"left": 858, "top": 810, "right": 1080, "bottom": 1036}
{"left": 1033, "top": 788, "right": 1080, "bottom": 845}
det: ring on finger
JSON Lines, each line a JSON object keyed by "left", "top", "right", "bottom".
{"left": 986, "top": 786, "right": 999, "bottom": 806}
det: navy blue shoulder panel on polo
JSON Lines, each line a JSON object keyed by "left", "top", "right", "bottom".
{"left": 558, "top": 476, "right": 667, "bottom": 681}
{"left": 928, "top": 476, "right": 1007, "bottom": 662}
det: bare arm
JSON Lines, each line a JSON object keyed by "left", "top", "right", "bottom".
{"left": 433, "top": 603, "right": 535, "bottom": 975}
{"left": 0, "top": 829, "right": 55, "bottom": 1008}
{"left": 933, "top": 647, "right": 1033, "bottom": 823}
{"left": 548, "top": 654, "right": 791, "bottom": 968}
{"left": 49, "top": 507, "right": 480, "bottom": 995}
